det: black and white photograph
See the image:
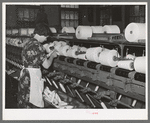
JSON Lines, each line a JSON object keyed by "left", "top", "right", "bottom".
{"left": 2, "top": 2, "right": 148, "bottom": 120}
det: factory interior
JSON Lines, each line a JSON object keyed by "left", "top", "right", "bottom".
{"left": 5, "top": 4, "right": 146, "bottom": 109}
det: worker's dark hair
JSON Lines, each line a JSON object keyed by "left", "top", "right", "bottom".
{"left": 34, "top": 22, "right": 52, "bottom": 36}
{"left": 34, "top": 6, "right": 52, "bottom": 36}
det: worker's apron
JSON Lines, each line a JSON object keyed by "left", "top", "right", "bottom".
{"left": 20, "top": 68, "right": 44, "bottom": 107}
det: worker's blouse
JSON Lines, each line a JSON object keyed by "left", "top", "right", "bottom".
{"left": 18, "top": 39, "right": 46, "bottom": 108}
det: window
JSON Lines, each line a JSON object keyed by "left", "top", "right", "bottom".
{"left": 129, "top": 5, "right": 145, "bottom": 23}
{"left": 16, "top": 5, "right": 40, "bottom": 28}
{"left": 99, "top": 6, "right": 112, "bottom": 26}
{"left": 60, "top": 5, "right": 79, "bottom": 28}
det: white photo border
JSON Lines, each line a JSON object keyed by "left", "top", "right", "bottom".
{"left": 2, "top": 2, "right": 148, "bottom": 120}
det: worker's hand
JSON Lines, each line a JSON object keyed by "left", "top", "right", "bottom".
{"left": 51, "top": 50, "right": 58, "bottom": 58}
{"left": 43, "top": 43, "right": 54, "bottom": 53}
{"left": 47, "top": 49, "right": 57, "bottom": 59}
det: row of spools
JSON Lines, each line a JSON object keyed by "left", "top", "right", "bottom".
{"left": 51, "top": 41, "right": 146, "bottom": 74}
{"left": 6, "top": 28, "right": 35, "bottom": 36}
{"left": 6, "top": 36, "right": 146, "bottom": 74}
{"left": 6, "top": 22, "right": 146, "bottom": 43}
{"left": 60, "top": 22, "right": 146, "bottom": 42}
{"left": 6, "top": 37, "right": 30, "bottom": 47}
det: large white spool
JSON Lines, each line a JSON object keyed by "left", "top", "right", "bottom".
{"left": 53, "top": 41, "right": 59, "bottom": 45}
{"left": 80, "top": 47, "right": 87, "bottom": 52}
{"left": 68, "top": 47, "right": 78, "bottom": 58}
{"left": 125, "top": 23, "right": 146, "bottom": 42}
{"left": 86, "top": 47, "right": 103, "bottom": 63}
{"left": 59, "top": 45, "right": 70, "bottom": 56}
{"left": 62, "top": 27, "right": 75, "bottom": 33}
{"left": 59, "top": 41, "right": 67, "bottom": 46}
{"left": 91, "top": 26, "right": 104, "bottom": 33}
{"left": 72, "top": 45, "right": 79, "bottom": 49}
{"left": 102, "top": 25, "right": 120, "bottom": 34}
{"left": 134, "top": 56, "right": 146, "bottom": 74}
{"left": 66, "top": 46, "right": 79, "bottom": 58}
{"left": 117, "top": 60, "right": 134, "bottom": 70}
{"left": 66, "top": 49, "right": 72, "bottom": 57}
{"left": 55, "top": 41, "right": 63, "bottom": 46}
{"left": 12, "top": 29, "right": 18, "bottom": 35}
{"left": 66, "top": 48, "right": 73, "bottom": 58}
{"left": 76, "top": 26, "right": 93, "bottom": 39}
{"left": 50, "top": 27, "right": 57, "bottom": 33}
{"left": 77, "top": 47, "right": 87, "bottom": 60}
{"left": 20, "top": 28, "right": 28, "bottom": 36}
{"left": 55, "top": 44, "right": 62, "bottom": 52}
{"left": 99, "top": 49, "right": 119, "bottom": 67}
{"left": 71, "top": 48, "right": 78, "bottom": 58}
{"left": 6, "top": 29, "right": 12, "bottom": 35}
{"left": 77, "top": 54, "right": 87, "bottom": 60}
{"left": 126, "top": 54, "right": 136, "bottom": 60}
{"left": 28, "top": 28, "right": 35, "bottom": 36}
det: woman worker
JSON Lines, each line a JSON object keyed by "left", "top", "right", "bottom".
{"left": 17, "top": 38, "right": 57, "bottom": 108}
{"left": 17, "top": 6, "right": 57, "bottom": 108}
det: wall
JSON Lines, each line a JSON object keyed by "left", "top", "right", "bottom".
{"left": 79, "top": 6, "right": 97, "bottom": 26}
{"left": 6, "top": 5, "right": 17, "bottom": 28}
{"left": 112, "top": 6, "right": 125, "bottom": 33}
{"left": 6, "top": 5, "right": 60, "bottom": 29}
{"left": 44, "top": 5, "right": 60, "bottom": 29}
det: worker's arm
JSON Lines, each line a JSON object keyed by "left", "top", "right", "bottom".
{"left": 42, "top": 50, "right": 57, "bottom": 69}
